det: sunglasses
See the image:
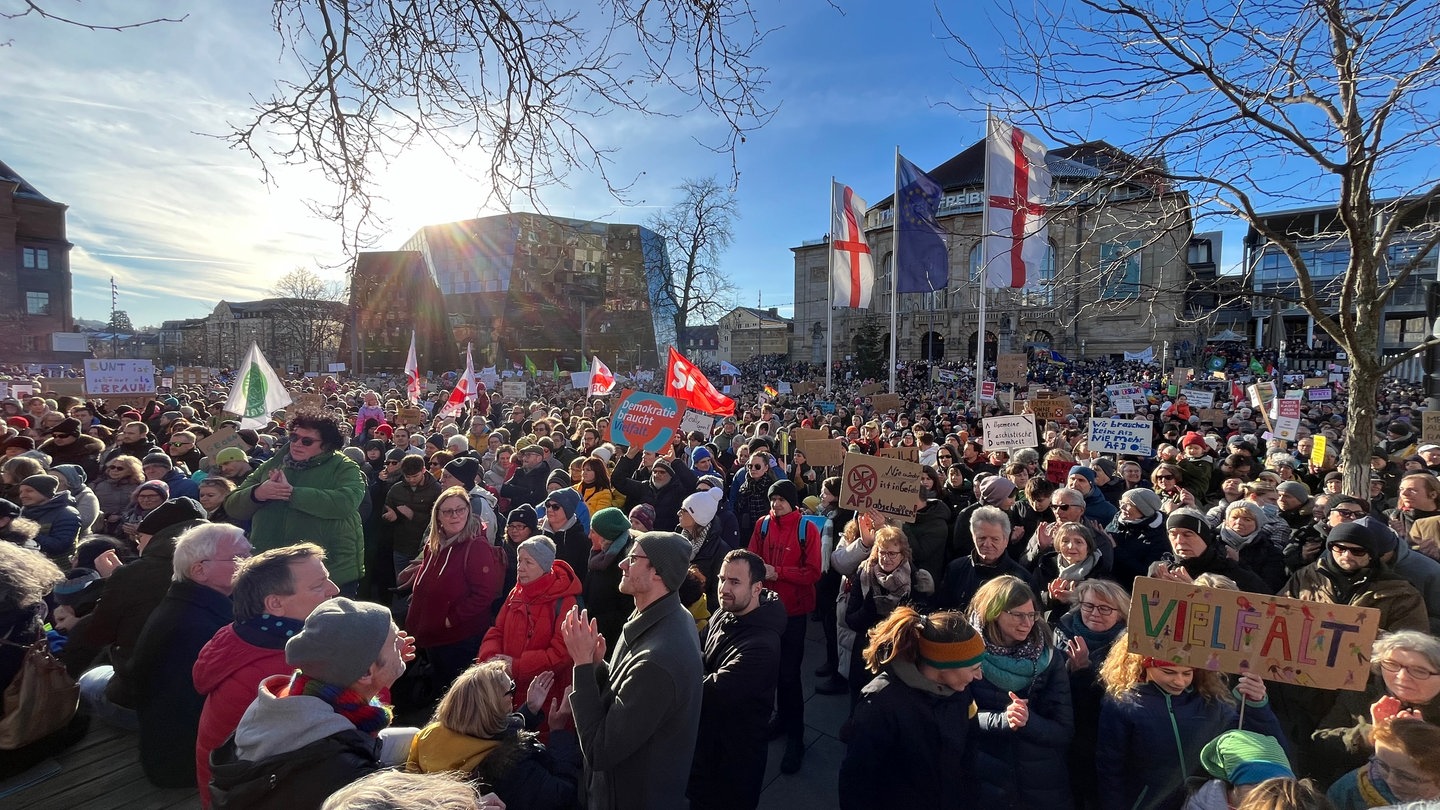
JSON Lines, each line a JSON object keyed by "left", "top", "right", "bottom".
{"left": 1331, "top": 508, "right": 1366, "bottom": 519}
{"left": 1328, "top": 543, "right": 1370, "bottom": 557}
{"left": 1154, "top": 474, "right": 1175, "bottom": 481}
{"left": 105, "top": 465, "right": 126, "bottom": 471}
{"left": 289, "top": 434, "right": 320, "bottom": 447}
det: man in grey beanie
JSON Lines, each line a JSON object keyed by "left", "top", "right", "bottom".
{"left": 209, "top": 597, "right": 417, "bottom": 809}
{"left": 559, "top": 531, "right": 702, "bottom": 810}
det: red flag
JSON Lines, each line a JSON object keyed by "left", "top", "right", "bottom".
{"left": 665, "top": 347, "right": 735, "bottom": 416}
{"left": 437, "top": 344, "right": 476, "bottom": 418}
{"left": 588, "top": 355, "right": 616, "bottom": 396}
{"left": 404, "top": 331, "right": 421, "bottom": 404}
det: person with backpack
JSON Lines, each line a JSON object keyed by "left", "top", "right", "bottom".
{"left": 406, "top": 487, "right": 506, "bottom": 687}
{"left": 747, "top": 478, "right": 821, "bottom": 775}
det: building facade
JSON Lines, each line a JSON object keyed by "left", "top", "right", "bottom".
{"left": 194, "top": 299, "right": 346, "bottom": 372}
{"left": 338, "top": 251, "right": 458, "bottom": 375}
{"left": 0, "top": 159, "right": 80, "bottom": 363}
{"left": 393, "top": 213, "right": 673, "bottom": 372}
{"left": 717, "top": 307, "right": 792, "bottom": 363}
{"left": 679, "top": 324, "right": 719, "bottom": 365}
{"left": 792, "top": 140, "right": 1197, "bottom": 367}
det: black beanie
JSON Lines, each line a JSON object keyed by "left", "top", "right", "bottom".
{"left": 1326, "top": 520, "right": 1378, "bottom": 557}
{"left": 137, "top": 497, "right": 207, "bottom": 536}
{"left": 444, "top": 457, "right": 480, "bottom": 490}
{"left": 768, "top": 479, "right": 800, "bottom": 509}
{"left": 507, "top": 504, "right": 538, "bottom": 532}
{"left": 1165, "top": 509, "right": 1214, "bottom": 545}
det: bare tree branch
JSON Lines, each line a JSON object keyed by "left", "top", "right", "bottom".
{"left": 646, "top": 175, "right": 740, "bottom": 344}
{"left": 1, "top": 1, "right": 184, "bottom": 31}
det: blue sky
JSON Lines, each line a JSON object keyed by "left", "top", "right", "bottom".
{"left": 3, "top": 1, "right": 1407, "bottom": 328}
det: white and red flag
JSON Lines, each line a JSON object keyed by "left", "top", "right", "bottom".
{"left": 404, "top": 331, "right": 422, "bottom": 404}
{"left": 588, "top": 355, "right": 616, "bottom": 396}
{"left": 830, "top": 181, "right": 875, "bottom": 308}
{"left": 983, "top": 118, "right": 1051, "bottom": 288}
{"left": 437, "top": 344, "right": 476, "bottom": 418}
{"left": 665, "top": 347, "right": 735, "bottom": 416}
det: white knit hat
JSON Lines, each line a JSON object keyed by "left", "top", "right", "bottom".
{"left": 682, "top": 487, "right": 722, "bottom": 526}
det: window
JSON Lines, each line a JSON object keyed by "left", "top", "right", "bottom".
{"left": 21, "top": 248, "right": 48, "bottom": 269}
{"left": 969, "top": 244, "right": 984, "bottom": 282}
{"left": 1024, "top": 241, "right": 1056, "bottom": 307}
{"left": 1100, "top": 241, "right": 1141, "bottom": 299}
{"left": 25, "top": 291, "right": 49, "bottom": 316}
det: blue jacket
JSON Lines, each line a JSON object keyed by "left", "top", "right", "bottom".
{"left": 969, "top": 647, "right": 1075, "bottom": 809}
{"left": 160, "top": 467, "right": 200, "bottom": 501}
{"left": 1083, "top": 485, "right": 1118, "bottom": 527}
{"left": 22, "top": 491, "right": 82, "bottom": 562}
{"left": 1096, "top": 682, "right": 1285, "bottom": 810}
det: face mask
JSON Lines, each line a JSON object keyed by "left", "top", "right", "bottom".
{"left": 1260, "top": 503, "right": 1280, "bottom": 518}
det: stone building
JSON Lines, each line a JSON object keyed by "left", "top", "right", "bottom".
{"left": 680, "top": 324, "right": 719, "bottom": 365}
{"left": 0, "top": 159, "right": 79, "bottom": 363}
{"left": 792, "top": 140, "right": 1198, "bottom": 367}
{"left": 717, "top": 306, "right": 792, "bottom": 363}
{"left": 198, "top": 298, "right": 346, "bottom": 372}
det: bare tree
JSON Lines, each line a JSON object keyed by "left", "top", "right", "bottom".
{"left": 647, "top": 176, "right": 740, "bottom": 347}
{"left": 271, "top": 268, "right": 347, "bottom": 372}
{"left": 950, "top": 0, "right": 1440, "bottom": 493}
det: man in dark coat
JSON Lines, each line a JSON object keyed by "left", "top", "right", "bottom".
{"left": 688, "top": 550, "right": 785, "bottom": 810}
{"left": 611, "top": 445, "right": 698, "bottom": 533}
{"left": 131, "top": 523, "right": 250, "bottom": 787}
{"left": 101, "top": 420, "right": 158, "bottom": 464}
{"left": 500, "top": 443, "right": 551, "bottom": 507}
{"left": 38, "top": 417, "right": 105, "bottom": 480}
{"left": 937, "top": 505, "right": 1034, "bottom": 610}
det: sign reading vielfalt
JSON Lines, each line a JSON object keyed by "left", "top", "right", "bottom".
{"left": 83, "top": 359, "right": 156, "bottom": 395}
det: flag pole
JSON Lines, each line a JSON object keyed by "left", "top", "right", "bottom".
{"left": 827, "top": 176, "right": 835, "bottom": 395}
{"left": 976, "top": 114, "right": 990, "bottom": 414}
{"left": 889, "top": 145, "right": 900, "bottom": 393}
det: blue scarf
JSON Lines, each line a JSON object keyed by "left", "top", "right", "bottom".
{"left": 236, "top": 614, "right": 306, "bottom": 649}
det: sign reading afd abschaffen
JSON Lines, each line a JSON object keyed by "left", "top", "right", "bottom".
{"left": 1087, "top": 417, "right": 1153, "bottom": 456}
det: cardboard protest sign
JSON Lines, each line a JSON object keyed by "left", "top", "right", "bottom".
{"left": 799, "top": 438, "right": 845, "bottom": 467}
{"left": 397, "top": 406, "right": 426, "bottom": 426}
{"left": 1247, "top": 382, "right": 1276, "bottom": 409}
{"left": 607, "top": 389, "right": 683, "bottom": 452}
{"left": 40, "top": 378, "right": 86, "bottom": 398}
{"left": 293, "top": 393, "right": 325, "bottom": 410}
{"left": 793, "top": 381, "right": 818, "bottom": 396}
{"left": 197, "top": 426, "right": 249, "bottom": 459}
{"left": 1307, "top": 387, "right": 1332, "bottom": 402}
{"left": 1424, "top": 411, "right": 1440, "bottom": 443}
{"left": 83, "top": 359, "right": 156, "bottom": 395}
{"left": 878, "top": 446, "right": 919, "bottom": 463}
{"left": 501, "top": 381, "right": 527, "bottom": 400}
{"left": 1304, "top": 377, "right": 1327, "bottom": 388}
{"left": 1105, "top": 383, "right": 1144, "bottom": 400}
{"left": 839, "top": 452, "right": 922, "bottom": 523}
{"left": 173, "top": 367, "right": 209, "bottom": 387}
{"left": 1172, "top": 367, "right": 1192, "bottom": 383}
{"left": 1127, "top": 577, "right": 1380, "bottom": 691}
{"left": 679, "top": 408, "right": 715, "bottom": 439}
{"left": 790, "top": 428, "right": 828, "bottom": 445}
{"left": 1027, "top": 395, "right": 1073, "bottom": 421}
{"left": 982, "top": 414, "right": 1038, "bottom": 450}
{"left": 1198, "top": 408, "right": 1228, "bottom": 426}
{"left": 1274, "top": 398, "right": 1302, "bottom": 441}
{"left": 997, "top": 353, "right": 1028, "bottom": 386}
{"left": 871, "top": 393, "right": 902, "bottom": 412}
{"left": 1179, "top": 388, "right": 1215, "bottom": 409}
{"left": 859, "top": 382, "right": 885, "bottom": 396}
{"left": 1088, "top": 417, "right": 1154, "bottom": 456}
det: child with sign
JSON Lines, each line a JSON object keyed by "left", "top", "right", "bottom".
{"left": 1095, "top": 634, "right": 1282, "bottom": 810}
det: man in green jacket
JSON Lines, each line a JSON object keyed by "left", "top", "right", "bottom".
{"left": 226, "top": 413, "right": 367, "bottom": 594}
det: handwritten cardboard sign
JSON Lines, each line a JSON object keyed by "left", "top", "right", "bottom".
{"left": 799, "top": 438, "right": 845, "bottom": 467}
{"left": 871, "top": 393, "right": 902, "bottom": 412}
{"left": 1198, "top": 408, "right": 1228, "bottom": 425}
{"left": 197, "top": 426, "right": 249, "bottom": 459}
{"left": 1172, "top": 367, "right": 1193, "bottom": 383}
{"left": 982, "top": 414, "right": 1038, "bottom": 450}
{"left": 1127, "top": 576, "right": 1380, "bottom": 691}
{"left": 83, "top": 359, "right": 156, "bottom": 395}
{"left": 679, "top": 408, "right": 715, "bottom": 439}
{"left": 839, "top": 452, "right": 921, "bottom": 523}
{"left": 1088, "top": 417, "right": 1154, "bottom": 456}
{"left": 1027, "top": 394, "right": 1073, "bottom": 421}
{"left": 1179, "top": 388, "right": 1215, "bottom": 409}
{"left": 997, "top": 353, "right": 1028, "bottom": 386}
{"left": 1425, "top": 412, "right": 1440, "bottom": 443}
{"left": 397, "top": 406, "right": 426, "bottom": 426}
{"left": 858, "top": 382, "right": 885, "bottom": 396}
{"left": 501, "top": 381, "right": 528, "bottom": 400}
{"left": 607, "top": 389, "right": 683, "bottom": 452}
{"left": 1105, "top": 383, "right": 1145, "bottom": 399}
{"left": 1112, "top": 397, "right": 1135, "bottom": 415}
{"left": 790, "top": 428, "right": 828, "bottom": 445}
{"left": 878, "top": 446, "right": 919, "bottom": 463}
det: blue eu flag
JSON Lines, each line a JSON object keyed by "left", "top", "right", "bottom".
{"left": 895, "top": 155, "right": 948, "bottom": 293}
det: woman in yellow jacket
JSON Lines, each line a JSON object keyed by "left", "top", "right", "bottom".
{"left": 574, "top": 456, "right": 621, "bottom": 513}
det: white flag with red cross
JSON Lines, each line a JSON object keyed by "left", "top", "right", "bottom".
{"left": 437, "top": 344, "right": 476, "bottom": 419}
{"left": 830, "top": 181, "right": 875, "bottom": 308}
{"left": 983, "top": 118, "right": 1051, "bottom": 288}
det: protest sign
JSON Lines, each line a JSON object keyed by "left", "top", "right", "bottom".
{"left": 501, "top": 381, "right": 527, "bottom": 400}
{"left": 793, "top": 381, "right": 818, "bottom": 396}
{"left": 397, "top": 406, "right": 426, "bottom": 426}
{"left": 790, "top": 428, "right": 827, "bottom": 445}
{"left": 871, "top": 393, "right": 902, "bottom": 412}
{"left": 1311, "top": 435, "right": 1327, "bottom": 466}
{"left": 1425, "top": 412, "right": 1440, "bottom": 443}
{"left": 679, "top": 408, "right": 715, "bottom": 439}
{"left": 1274, "top": 398, "right": 1302, "bottom": 441}
{"left": 197, "top": 426, "right": 249, "bottom": 459}
{"left": 1087, "top": 417, "right": 1154, "bottom": 456}
{"left": 173, "top": 367, "right": 209, "bottom": 387}
{"left": 859, "top": 382, "right": 885, "bottom": 396}
{"left": 933, "top": 368, "right": 959, "bottom": 384}
{"left": 1307, "top": 387, "right": 1332, "bottom": 401}
{"left": 40, "top": 378, "right": 85, "bottom": 398}
{"left": 10, "top": 383, "right": 34, "bottom": 399}
{"left": 839, "top": 452, "right": 922, "bottom": 523}
{"left": 1104, "top": 383, "right": 1144, "bottom": 400}
{"left": 878, "top": 446, "right": 919, "bottom": 463}
{"left": 607, "top": 389, "right": 683, "bottom": 452}
{"left": 997, "top": 353, "right": 1028, "bottom": 386}
{"left": 1127, "top": 576, "right": 1380, "bottom": 691}
{"left": 815, "top": 400, "right": 837, "bottom": 414}
{"left": 1179, "top": 388, "right": 1215, "bottom": 409}
{"left": 1247, "top": 382, "right": 1276, "bottom": 409}
{"left": 1304, "top": 377, "right": 1327, "bottom": 388}
{"left": 1172, "top": 367, "right": 1192, "bottom": 383}
{"left": 1112, "top": 397, "right": 1135, "bottom": 415}
{"left": 982, "top": 414, "right": 1037, "bottom": 450}
{"left": 293, "top": 393, "right": 325, "bottom": 410}
{"left": 979, "top": 381, "right": 996, "bottom": 402}
{"left": 800, "top": 438, "right": 845, "bottom": 467}
{"left": 83, "top": 359, "right": 156, "bottom": 395}
{"left": 1026, "top": 395, "right": 1073, "bottom": 421}
{"left": 570, "top": 372, "right": 591, "bottom": 390}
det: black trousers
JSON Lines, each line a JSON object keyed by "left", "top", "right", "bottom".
{"left": 815, "top": 568, "right": 842, "bottom": 670}
{"left": 777, "top": 614, "right": 808, "bottom": 739}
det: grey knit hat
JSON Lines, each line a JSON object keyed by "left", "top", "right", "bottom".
{"left": 1122, "top": 487, "right": 1162, "bottom": 519}
{"left": 518, "top": 536, "right": 557, "bottom": 570}
{"left": 285, "top": 597, "right": 394, "bottom": 687}
{"left": 634, "top": 531, "right": 693, "bottom": 592}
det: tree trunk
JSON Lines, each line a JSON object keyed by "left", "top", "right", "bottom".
{"left": 1341, "top": 352, "right": 1380, "bottom": 499}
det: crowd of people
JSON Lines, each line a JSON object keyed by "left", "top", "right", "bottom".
{"left": 0, "top": 347, "right": 1438, "bottom": 810}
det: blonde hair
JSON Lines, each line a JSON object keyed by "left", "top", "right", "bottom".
{"left": 868, "top": 525, "right": 909, "bottom": 567}
{"left": 431, "top": 661, "right": 513, "bottom": 740}
{"left": 425, "top": 487, "right": 480, "bottom": 555}
{"left": 1233, "top": 778, "right": 1331, "bottom": 810}
{"left": 1098, "top": 630, "right": 1235, "bottom": 706}
{"left": 322, "top": 769, "right": 478, "bottom": 809}
{"left": 1070, "top": 579, "right": 1130, "bottom": 614}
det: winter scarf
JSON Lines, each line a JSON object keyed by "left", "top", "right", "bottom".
{"left": 681, "top": 524, "right": 709, "bottom": 561}
{"left": 1057, "top": 610, "right": 1125, "bottom": 656}
{"left": 1219, "top": 526, "right": 1262, "bottom": 552}
{"left": 977, "top": 624, "right": 1052, "bottom": 693}
{"left": 288, "top": 671, "right": 391, "bottom": 736}
{"left": 588, "top": 531, "right": 633, "bottom": 572}
{"left": 1056, "top": 552, "right": 1099, "bottom": 582}
{"left": 858, "top": 559, "right": 914, "bottom": 615}
{"left": 282, "top": 450, "right": 330, "bottom": 471}
{"left": 239, "top": 613, "right": 306, "bottom": 643}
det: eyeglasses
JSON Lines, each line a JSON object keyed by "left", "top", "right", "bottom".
{"left": 1154, "top": 474, "right": 1175, "bottom": 481}
{"left": 439, "top": 507, "right": 470, "bottom": 517}
{"left": 623, "top": 552, "right": 649, "bottom": 565}
{"left": 1055, "top": 503, "right": 1081, "bottom": 510}
{"left": 289, "top": 433, "right": 320, "bottom": 447}
{"left": 1079, "top": 602, "right": 1117, "bottom": 616}
{"left": 1328, "top": 543, "right": 1371, "bottom": 558}
{"left": 1379, "top": 659, "right": 1438, "bottom": 680}
{"left": 385, "top": 460, "right": 400, "bottom": 465}
{"left": 505, "top": 682, "right": 517, "bottom": 697}
{"left": 1369, "top": 755, "right": 1436, "bottom": 790}
{"left": 1005, "top": 610, "right": 1042, "bottom": 623}
{"left": 877, "top": 550, "right": 902, "bottom": 559}
{"left": 1330, "top": 508, "right": 1366, "bottom": 519}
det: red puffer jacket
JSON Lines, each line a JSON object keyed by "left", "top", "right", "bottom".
{"left": 748, "top": 508, "right": 822, "bottom": 616}
{"left": 192, "top": 624, "right": 287, "bottom": 806}
{"left": 406, "top": 525, "right": 506, "bottom": 648}
{"left": 477, "top": 560, "right": 583, "bottom": 701}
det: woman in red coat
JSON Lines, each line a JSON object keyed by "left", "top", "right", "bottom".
{"left": 477, "top": 535, "right": 582, "bottom": 710}
{"left": 408, "top": 487, "right": 507, "bottom": 686}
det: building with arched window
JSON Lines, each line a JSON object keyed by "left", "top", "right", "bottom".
{"left": 792, "top": 139, "right": 1202, "bottom": 367}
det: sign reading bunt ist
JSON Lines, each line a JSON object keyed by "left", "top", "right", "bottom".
{"left": 83, "top": 359, "right": 156, "bottom": 395}
{"left": 1127, "top": 577, "right": 1381, "bottom": 691}
{"left": 839, "top": 452, "right": 922, "bottom": 524}
{"left": 607, "top": 389, "right": 684, "bottom": 452}
{"left": 1087, "top": 417, "right": 1154, "bottom": 456}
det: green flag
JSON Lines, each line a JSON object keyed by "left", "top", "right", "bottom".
{"left": 223, "top": 342, "right": 292, "bottom": 429}
{"left": 552, "top": 359, "right": 560, "bottom": 376}
{"left": 1248, "top": 357, "right": 1264, "bottom": 374}
{"left": 525, "top": 355, "right": 538, "bottom": 376}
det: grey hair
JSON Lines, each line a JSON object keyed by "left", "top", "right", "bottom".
{"left": 172, "top": 523, "right": 248, "bottom": 583}
{"left": 0, "top": 543, "right": 64, "bottom": 612}
{"left": 1052, "top": 486, "right": 1084, "bottom": 508}
{"left": 321, "top": 770, "right": 479, "bottom": 810}
{"left": 969, "top": 505, "right": 1011, "bottom": 539}
{"left": 1373, "top": 630, "right": 1440, "bottom": 674}
{"left": 447, "top": 435, "right": 470, "bottom": 453}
